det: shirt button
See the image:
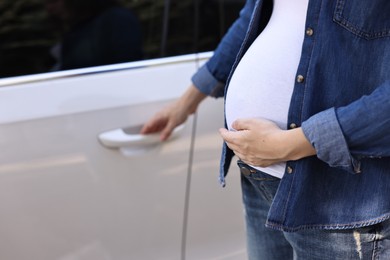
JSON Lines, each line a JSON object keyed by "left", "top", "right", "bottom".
{"left": 297, "top": 75, "right": 305, "bottom": 83}
{"left": 289, "top": 123, "right": 297, "bottom": 129}
{"left": 306, "top": 27, "right": 314, "bottom": 36}
{"left": 287, "top": 166, "right": 293, "bottom": 174}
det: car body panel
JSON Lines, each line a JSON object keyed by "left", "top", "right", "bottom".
{"left": 0, "top": 54, "right": 246, "bottom": 259}
{"left": 186, "top": 98, "right": 245, "bottom": 260}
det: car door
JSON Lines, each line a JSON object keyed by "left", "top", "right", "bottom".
{"left": 0, "top": 55, "right": 200, "bottom": 260}
{"left": 0, "top": 1, "right": 246, "bottom": 259}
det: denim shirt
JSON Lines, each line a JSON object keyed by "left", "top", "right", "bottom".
{"left": 192, "top": 0, "right": 390, "bottom": 231}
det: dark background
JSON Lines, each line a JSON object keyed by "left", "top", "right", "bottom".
{"left": 0, "top": 0, "right": 245, "bottom": 78}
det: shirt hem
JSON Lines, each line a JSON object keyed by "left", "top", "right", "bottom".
{"left": 265, "top": 214, "right": 390, "bottom": 232}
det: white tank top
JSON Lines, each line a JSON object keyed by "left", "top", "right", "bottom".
{"left": 225, "top": 0, "right": 309, "bottom": 178}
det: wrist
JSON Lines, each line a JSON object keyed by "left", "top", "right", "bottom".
{"left": 179, "top": 84, "right": 207, "bottom": 114}
{"left": 280, "top": 128, "right": 316, "bottom": 161}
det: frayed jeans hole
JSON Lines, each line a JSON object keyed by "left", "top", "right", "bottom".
{"left": 353, "top": 230, "right": 363, "bottom": 259}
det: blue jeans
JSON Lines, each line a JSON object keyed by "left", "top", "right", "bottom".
{"left": 238, "top": 161, "right": 390, "bottom": 260}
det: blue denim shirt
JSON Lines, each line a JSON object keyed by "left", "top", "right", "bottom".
{"left": 192, "top": 0, "right": 390, "bottom": 231}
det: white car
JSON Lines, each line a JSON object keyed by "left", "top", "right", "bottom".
{"left": 0, "top": 1, "right": 246, "bottom": 259}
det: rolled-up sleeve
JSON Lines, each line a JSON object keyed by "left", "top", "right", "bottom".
{"left": 191, "top": 64, "right": 226, "bottom": 97}
{"left": 302, "top": 82, "right": 390, "bottom": 173}
{"left": 301, "top": 108, "right": 360, "bottom": 173}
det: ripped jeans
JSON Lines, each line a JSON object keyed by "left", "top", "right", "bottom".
{"left": 238, "top": 161, "right": 390, "bottom": 260}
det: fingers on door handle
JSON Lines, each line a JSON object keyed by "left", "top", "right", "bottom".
{"left": 98, "top": 124, "right": 185, "bottom": 148}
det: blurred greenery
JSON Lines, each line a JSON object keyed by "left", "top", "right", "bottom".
{"left": 0, "top": 0, "right": 244, "bottom": 78}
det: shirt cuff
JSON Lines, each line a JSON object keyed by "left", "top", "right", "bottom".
{"left": 191, "top": 64, "right": 225, "bottom": 98}
{"left": 301, "top": 108, "right": 361, "bottom": 173}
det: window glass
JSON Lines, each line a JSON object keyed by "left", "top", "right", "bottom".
{"left": 0, "top": 0, "right": 244, "bottom": 79}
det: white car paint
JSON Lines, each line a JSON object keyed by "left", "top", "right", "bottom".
{"left": 0, "top": 53, "right": 246, "bottom": 260}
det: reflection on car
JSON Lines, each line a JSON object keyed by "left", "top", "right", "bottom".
{"left": 45, "top": 0, "right": 143, "bottom": 71}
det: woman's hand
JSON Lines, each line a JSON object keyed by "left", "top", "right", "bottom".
{"left": 140, "top": 84, "right": 206, "bottom": 141}
{"left": 219, "top": 118, "right": 316, "bottom": 167}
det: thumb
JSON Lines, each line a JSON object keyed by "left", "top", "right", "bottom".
{"left": 160, "top": 122, "right": 175, "bottom": 141}
{"left": 140, "top": 122, "right": 153, "bottom": 134}
{"left": 140, "top": 117, "right": 165, "bottom": 134}
{"left": 231, "top": 118, "right": 253, "bottom": 131}
{"left": 219, "top": 128, "right": 238, "bottom": 144}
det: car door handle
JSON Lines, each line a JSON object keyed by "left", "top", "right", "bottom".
{"left": 98, "top": 124, "right": 185, "bottom": 148}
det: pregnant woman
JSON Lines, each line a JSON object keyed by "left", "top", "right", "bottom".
{"left": 142, "top": 0, "right": 390, "bottom": 259}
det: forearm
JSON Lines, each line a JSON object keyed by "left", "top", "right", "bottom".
{"left": 280, "top": 128, "right": 317, "bottom": 161}
{"left": 178, "top": 84, "right": 207, "bottom": 114}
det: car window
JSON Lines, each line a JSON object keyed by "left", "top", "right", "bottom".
{"left": 0, "top": 0, "right": 245, "bottom": 79}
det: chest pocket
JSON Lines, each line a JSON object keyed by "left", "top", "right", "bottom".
{"left": 333, "top": 0, "right": 390, "bottom": 40}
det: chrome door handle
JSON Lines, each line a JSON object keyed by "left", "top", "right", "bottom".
{"left": 98, "top": 124, "right": 185, "bottom": 148}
